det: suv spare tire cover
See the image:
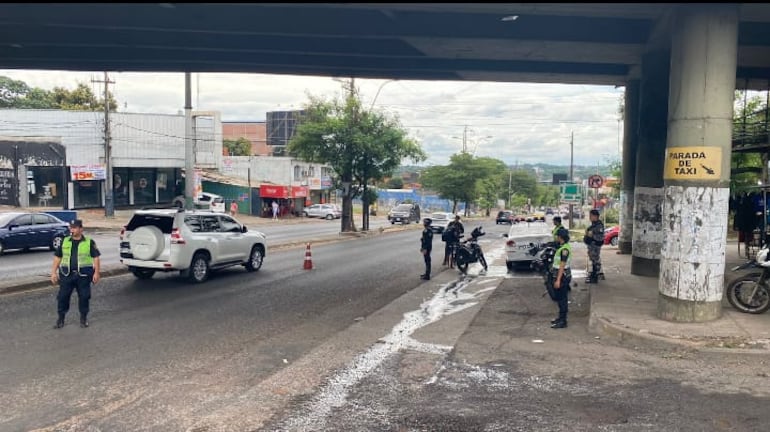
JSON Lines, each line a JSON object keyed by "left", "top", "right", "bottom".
{"left": 130, "top": 226, "right": 165, "bottom": 260}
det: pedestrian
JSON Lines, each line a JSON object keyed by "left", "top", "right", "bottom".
{"left": 50, "top": 219, "right": 101, "bottom": 329}
{"left": 420, "top": 218, "right": 434, "bottom": 280}
{"left": 230, "top": 200, "right": 238, "bottom": 217}
{"left": 550, "top": 227, "right": 572, "bottom": 329}
{"left": 583, "top": 209, "right": 605, "bottom": 283}
{"left": 272, "top": 200, "right": 279, "bottom": 220}
{"left": 442, "top": 213, "right": 465, "bottom": 268}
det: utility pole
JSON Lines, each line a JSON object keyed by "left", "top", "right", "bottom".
{"left": 184, "top": 72, "right": 195, "bottom": 210}
{"left": 93, "top": 72, "right": 115, "bottom": 217}
{"left": 569, "top": 132, "right": 575, "bottom": 229}
{"left": 463, "top": 125, "right": 468, "bottom": 153}
{"left": 508, "top": 169, "right": 512, "bottom": 209}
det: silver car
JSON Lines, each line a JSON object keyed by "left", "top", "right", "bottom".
{"left": 119, "top": 209, "right": 267, "bottom": 283}
{"left": 302, "top": 204, "right": 342, "bottom": 220}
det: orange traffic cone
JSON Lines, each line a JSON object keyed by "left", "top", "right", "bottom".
{"left": 303, "top": 243, "right": 314, "bottom": 270}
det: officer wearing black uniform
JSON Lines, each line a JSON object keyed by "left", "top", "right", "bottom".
{"left": 51, "top": 219, "right": 101, "bottom": 329}
{"left": 443, "top": 214, "right": 465, "bottom": 268}
{"left": 420, "top": 218, "right": 434, "bottom": 280}
{"left": 583, "top": 209, "right": 605, "bottom": 284}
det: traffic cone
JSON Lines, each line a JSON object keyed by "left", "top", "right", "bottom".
{"left": 303, "top": 243, "right": 314, "bottom": 270}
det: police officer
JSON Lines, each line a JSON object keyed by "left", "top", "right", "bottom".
{"left": 50, "top": 219, "right": 101, "bottom": 329}
{"left": 420, "top": 218, "right": 434, "bottom": 280}
{"left": 583, "top": 209, "right": 605, "bottom": 284}
{"left": 550, "top": 215, "right": 564, "bottom": 245}
{"left": 443, "top": 213, "right": 465, "bottom": 268}
{"left": 550, "top": 227, "right": 572, "bottom": 328}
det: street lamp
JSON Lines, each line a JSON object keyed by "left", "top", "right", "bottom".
{"left": 369, "top": 79, "right": 398, "bottom": 111}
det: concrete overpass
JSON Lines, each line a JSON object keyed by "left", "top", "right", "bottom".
{"left": 2, "top": 3, "right": 769, "bottom": 322}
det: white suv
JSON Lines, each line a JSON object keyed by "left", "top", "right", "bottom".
{"left": 119, "top": 209, "right": 267, "bottom": 283}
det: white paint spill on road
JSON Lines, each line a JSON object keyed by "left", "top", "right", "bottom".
{"left": 274, "top": 255, "right": 504, "bottom": 432}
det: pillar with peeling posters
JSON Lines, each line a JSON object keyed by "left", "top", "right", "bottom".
{"left": 631, "top": 51, "right": 670, "bottom": 276}
{"left": 618, "top": 80, "right": 640, "bottom": 255}
{"left": 658, "top": 6, "right": 739, "bottom": 322}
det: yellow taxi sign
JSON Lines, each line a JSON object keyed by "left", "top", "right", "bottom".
{"left": 664, "top": 146, "right": 721, "bottom": 180}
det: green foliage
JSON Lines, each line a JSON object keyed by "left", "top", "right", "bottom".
{"left": 224, "top": 137, "right": 251, "bottom": 156}
{"left": 732, "top": 90, "right": 768, "bottom": 194}
{"left": 505, "top": 169, "right": 538, "bottom": 207}
{"left": 421, "top": 153, "right": 505, "bottom": 214}
{"left": 604, "top": 207, "right": 619, "bottom": 225}
{"left": 0, "top": 76, "right": 118, "bottom": 111}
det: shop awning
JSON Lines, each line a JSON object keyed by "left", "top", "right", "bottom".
{"left": 291, "top": 186, "right": 308, "bottom": 198}
{"left": 259, "top": 184, "right": 289, "bottom": 198}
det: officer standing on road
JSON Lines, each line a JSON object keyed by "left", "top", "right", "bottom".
{"left": 550, "top": 227, "right": 572, "bottom": 329}
{"left": 443, "top": 214, "right": 465, "bottom": 268}
{"left": 420, "top": 218, "right": 434, "bottom": 280}
{"left": 551, "top": 216, "right": 564, "bottom": 244}
{"left": 583, "top": 209, "right": 605, "bottom": 284}
{"left": 50, "top": 219, "right": 101, "bottom": 329}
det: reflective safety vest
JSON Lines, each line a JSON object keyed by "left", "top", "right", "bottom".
{"left": 552, "top": 242, "right": 572, "bottom": 270}
{"left": 61, "top": 236, "right": 93, "bottom": 274}
{"left": 552, "top": 224, "right": 563, "bottom": 242}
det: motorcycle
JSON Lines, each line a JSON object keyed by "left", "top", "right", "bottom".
{"left": 530, "top": 243, "right": 559, "bottom": 300}
{"left": 726, "top": 246, "right": 770, "bottom": 314}
{"left": 454, "top": 226, "right": 488, "bottom": 274}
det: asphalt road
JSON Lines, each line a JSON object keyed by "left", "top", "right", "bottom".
{"left": 0, "top": 227, "right": 444, "bottom": 431}
{"left": 0, "top": 218, "right": 392, "bottom": 281}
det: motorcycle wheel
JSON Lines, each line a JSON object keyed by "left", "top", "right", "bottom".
{"left": 726, "top": 273, "right": 770, "bottom": 314}
{"left": 455, "top": 251, "right": 470, "bottom": 274}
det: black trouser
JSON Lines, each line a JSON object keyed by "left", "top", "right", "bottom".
{"left": 57, "top": 270, "right": 92, "bottom": 318}
{"left": 443, "top": 241, "right": 457, "bottom": 265}
{"left": 550, "top": 271, "right": 570, "bottom": 322}
{"left": 423, "top": 250, "right": 431, "bottom": 277}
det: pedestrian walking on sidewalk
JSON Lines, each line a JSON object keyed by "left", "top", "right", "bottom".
{"left": 230, "top": 200, "right": 238, "bottom": 217}
{"left": 50, "top": 219, "right": 101, "bottom": 329}
{"left": 420, "top": 218, "right": 434, "bottom": 280}
{"left": 583, "top": 209, "right": 605, "bottom": 284}
{"left": 550, "top": 227, "right": 572, "bottom": 329}
{"left": 272, "top": 201, "right": 279, "bottom": 220}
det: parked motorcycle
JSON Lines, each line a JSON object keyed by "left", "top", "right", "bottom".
{"left": 531, "top": 244, "right": 558, "bottom": 300}
{"left": 454, "top": 226, "right": 488, "bottom": 274}
{"left": 726, "top": 246, "right": 770, "bottom": 314}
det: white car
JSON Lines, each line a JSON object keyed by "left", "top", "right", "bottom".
{"left": 303, "top": 204, "right": 342, "bottom": 220}
{"left": 429, "top": 212, "right": 453, "bottom": 233}
{"left": 172, "top": 192, "right": 226, "bottom": 213}
{"left": 119, "top": 209, "right": 267, "bottom": 283}
{"left": 502, "top": 225, "right": 553, "bottom": 270}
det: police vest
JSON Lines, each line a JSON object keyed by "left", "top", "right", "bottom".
{"left": 61, "top": 236, "right": 94, "bottom": 273}
{"left": 552, "top": 243, "right": 572, "bottom": 270}
{"left": 552, "top": 224, "right": 563, "bottom": 242}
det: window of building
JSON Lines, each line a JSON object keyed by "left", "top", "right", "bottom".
{"left": 294, "top": 165, "right": 301, "bottom": 179}
{"left": 73, "top": 180, "right": 102, "bottom": 209}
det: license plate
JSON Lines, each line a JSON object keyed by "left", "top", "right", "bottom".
{"left": 120, "top": 248, "right": 130, "bottom": 254}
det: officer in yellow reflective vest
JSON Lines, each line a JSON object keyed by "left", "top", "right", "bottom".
{"left": 550, "top": 227, "right": 572, "bottom": 329}
{"left": 50, "top": 219, "right": 101, "bottom": 329}
{"left": 551, "top": 216, "right": 564, "bottom": 244}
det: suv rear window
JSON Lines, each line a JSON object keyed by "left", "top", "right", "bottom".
{"left": 126, "top": 214, "right": 174, "bottom": 234}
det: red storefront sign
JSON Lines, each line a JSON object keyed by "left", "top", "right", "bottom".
{"left": 259, "top": 185, "right": 289, "bottom": 198}
{"left": 291, "top": 186, "right": 308, "bottom": 198}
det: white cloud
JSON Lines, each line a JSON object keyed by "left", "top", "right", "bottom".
{"left": 0, "top": 69, "right": 625, "bottom": 166}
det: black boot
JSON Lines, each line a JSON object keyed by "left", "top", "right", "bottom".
{"left": 54, "top": 316, "right": 65, "bottom": 329}
{"left": 598, "top": 272, "right": 605, "bottom": 280}
{"left": 550, "top": 317, "right": 562, "bottom": 325}
{"left": 80, "top": 316, "right": 89, "bottom": 328}
{"left": 550, "top": 320, "right": 567, "bottom": 329}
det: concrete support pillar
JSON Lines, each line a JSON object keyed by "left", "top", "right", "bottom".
{"left": 631, "top": 51, "right": 670, "bottom": 276}
{"left": 658, "top": 6, "right": 739, "bottom": 322}
{"left": 618, "top": 80, "right": 640, "bottom": 255}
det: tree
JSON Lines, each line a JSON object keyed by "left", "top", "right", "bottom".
{"left": 224, "top": 137, "right": 251, "bottom": 156}
{"left": 288, "top": 85, "right": 425, "bottom": 232}
{"left": 421, "top": 153, "right": 506, "bottom": 216}
{"left": 506, "top": 170, "right": 538, "bottom": 208}
{"left": 732, "top": 90, "right": 767, "bottom": 194}
{"left": 0, "top": 76, "right": 117, "bottom": 111}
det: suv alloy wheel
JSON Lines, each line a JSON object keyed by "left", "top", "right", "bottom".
{"left": 188, "top": 252, "right": 210, "bottom": 283}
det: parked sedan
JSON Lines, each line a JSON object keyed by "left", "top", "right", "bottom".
{"left": 502, "top": 225, "right": 553, "bottom": 270}
{"left": 0, "top": 212, "right": 70, "bottom": 255}
{"left": 303, "top": 204, "right": 342, "bottom": 220}
{"left": 430, "top": 212, "right": 453, "bottom": 233}
{"left": 604, "top": 225, "right": 620, "bottom": 246}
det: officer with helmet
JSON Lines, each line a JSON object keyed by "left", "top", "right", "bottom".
{"left": 420, "top": 218, "right": 434, "bottom": 280}
{"left": 550, "top": 227, "right": 572, "bottom": 329}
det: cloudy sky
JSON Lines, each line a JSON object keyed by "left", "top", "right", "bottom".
{"left": 0, "top": 69, "right": 625, "bottom": 167}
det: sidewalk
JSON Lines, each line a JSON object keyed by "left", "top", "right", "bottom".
{"left": 584, "top": 240, "right": 770, "bottom": 352}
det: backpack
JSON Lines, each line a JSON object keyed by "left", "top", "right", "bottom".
{"left": 441, "top": 227, "right": 455, "bottom": 242}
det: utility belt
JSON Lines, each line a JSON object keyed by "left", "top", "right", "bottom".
{"left": 59, "top": 266, "right": 94, "bottom": 278}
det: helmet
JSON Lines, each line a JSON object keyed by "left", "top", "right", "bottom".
{"left": 556, "top": 227, "right": 570, "bottom": 242}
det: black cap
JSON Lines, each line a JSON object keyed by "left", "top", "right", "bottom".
{"left": 556, "top": 227, "right": 570, "bottom": 242}
{"left": 69, "top": 219, "right": 83, "bottom": 228}
{"left": 590, "top": 209, "right": 600, "bottom": 217}
{"left": 423, "top": 218, "right": 432, "bottom": 224}
{"left": 553, "top": 216, "right": 562, "bottom": 223}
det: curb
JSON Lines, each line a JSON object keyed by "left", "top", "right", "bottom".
{"left": 0, "top": 225, "right": 413, "bottom": 296}
{"left": 588, "top": 290, "right": 770, "bottom": 355}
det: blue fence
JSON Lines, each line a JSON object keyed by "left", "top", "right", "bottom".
{"left": 353, "top": 189, "right": 454, "bottom": 213}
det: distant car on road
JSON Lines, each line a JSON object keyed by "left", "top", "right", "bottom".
{"left": 430, "top": 212, "right": 453, "bottom": 233}
{"left": 604, "top": 225, "right": 620, "bottom": 246}
{"left": 388, "top": 203, "right": 421, "bottom": 224}
{"left": 496, "top": 210, "right": 515, "bottom": 225}
{"left": 172, "top": 192, "right": 226, "bottom": 213}
{"left": 303, "top": 204, "right": 342, "bottom": 220}
{"left": 0, "top": 212, "right": 70, "bottom": 256}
